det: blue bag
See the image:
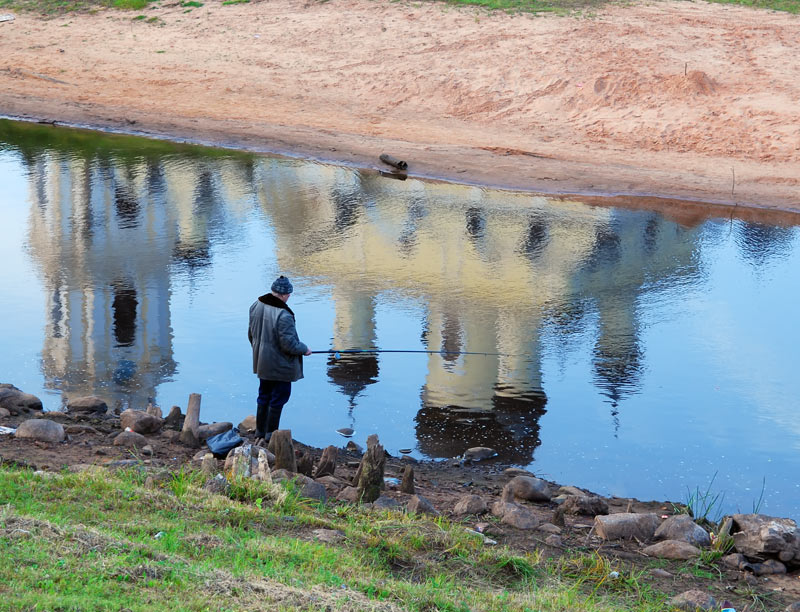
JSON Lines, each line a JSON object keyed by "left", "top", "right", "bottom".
{"left": 206, "top": 428, "right": 243, "bottom": 456}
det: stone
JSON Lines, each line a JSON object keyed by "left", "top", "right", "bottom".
{"left": 164, "top": 405, "right": 183, "bottom": 429}
{"left": 254, "top": 448, "right": 272, "bottom": 483}
{"left": 667, "top": 590, "right": 717, "bottom": 611}
{"left": 273, "top": 472, "right": 326, "bottom": 502}
{"left": 544, "top": 534, "right": 562, "bottom": 547}
{"left": 141, "top": 445, "right": 153, "bottom": 456}
{"left": 594, "top": 513, "right": 660, "bottom": 542}
{"left": 15, "top": 419, "right": 64, "bottom": 443}
{"left": 453, "top": 494, "right": 487, "bottom": 516}
{"left": 0, "top": 407, "right": 10, "bottom": 418}
{"left": 408, "top": 495, "right": 438, "bottom": 516}
{"left": 204, "top": 474, "right": 230, "bottom": 496}
{"left": 503, "top": 467, "right": 536, "bottom": 478}
{"left": 237, "top": 414, "right": 256, "bottom": 433}
{"left": 64, "top": 424, "right": 99, "bottom": 435}
{"left": 650, "top": 568, "right": 673, "bottom": 579}
{"left": 373, "top": 496, "right": 402, "bottom": 511}
{"left": 462, "top": 447, "right": 497, "bottom": 462}
{"left": 66, "top": 396, "right": 108, "bottom": 414}
{"left": 538, "top": 523, "right": 562, "bottom": 534}
{"left": 655, "top": 514, "right": 711, "bottom": 547}
{"left": 504, "top": 476, "right": 551, "bottom": 503}
{"left": 197, "top": 421, "right": 232, "bottom": 441}
{"left": 0, "top": 384, "right": 43, "bottom": 414}
{"left": 345, "top": 440, "right": 363, "bottom": 454}
{"left": 200, "top": 453, "right": 218, "bottom": 476}
{"left": 113, "top": 430, "right": 148, "bottom": 448}
{"left": 227, "top": 444, "right": 253, "bottom": 479}
{"left": 642, "top": 540, "right": 701, "bottom": 560}
{"left": 491, "top": 501, "right": 517, "bottom": 518}
{"left": 785, "top": 603, "right": 800, "bottom": 612}
{"left": 336, "top": 486, "right": 360, "bottom": 503}
{"left": 501, "top": 505, "right": 540, "bottom": 530}
{"left": 561, "top": 495, "right": 609, "bottom": 517}
{"left": 751, "top": 559, "right": 787, "bottom": 576}
{"left": 119, "top": 409, "right": 163, "bottom": 435}
{"left": 557, "top": 486, "right": 587, "bottom": 497}
{"left": 731, "top": 514, "right": 800, "bottom": 560}
{"left": 145, "top": 403, "right": 162, "bottom": 418}
{"left": 400, "top": 465, "right": 415, "bottom": 494}
{"left": 312, "top": 528, "right": 345, "bottom": 544}
{"left": 722, "top": 553, "right": 752, "bottom": 570}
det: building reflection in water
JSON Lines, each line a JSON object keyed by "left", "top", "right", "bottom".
{"left": 22, "top": 147, "right": 257, "bottom": 411}
{"left": 18, "top": 132, "right": 710, "bottom": 463}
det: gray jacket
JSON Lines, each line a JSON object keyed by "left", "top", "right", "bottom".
{"left": 248, "top": 294, "right": 308, "bottom": 382}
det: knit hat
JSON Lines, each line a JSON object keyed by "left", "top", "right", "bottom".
{"left": 271, "top": 275, "right": 293, "bottom": 295}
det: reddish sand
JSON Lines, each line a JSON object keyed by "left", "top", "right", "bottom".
{"left": 1, "top": 0, "right": 799, "bottom": 215}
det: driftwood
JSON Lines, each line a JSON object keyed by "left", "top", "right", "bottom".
{"left": 379, "top": 153, "right": 408, "bottom": 171}
{"left": 267, "top": 429, "right": 297, "bottom": 472}
{"left": 179, "top": 393, "right": 201, "bottom": 447}
{"left": 314, "top": 445, "right": 338, "bottom": 478}
{"left": 357, "top": 436, "right": 386, "bottom": 503}
{"left": 400, "top": 464, "right": 415, "bottom": 494}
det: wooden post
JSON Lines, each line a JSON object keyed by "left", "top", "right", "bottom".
{"left": 314, "top": 445, "right": 338, "bottom": 478}
{"left": 179, "top": 393, "right": 201, "bottom": 447}
{"left": 267, "top": 429, "right": 297, "bottom": 472}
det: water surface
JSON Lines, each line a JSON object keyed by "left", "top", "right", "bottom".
{"left": 2, "top": 120, "right": 799, "bottom": 519}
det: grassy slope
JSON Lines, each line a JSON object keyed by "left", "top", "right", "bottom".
{"left": 0, "top": 465, "right": 673, "bottom": 611}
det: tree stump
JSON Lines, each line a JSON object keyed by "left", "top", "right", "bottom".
{"left": 179, "top": 393, "right": 201, "bottom": 447}
{"left": 357, "top": 437, "right": 385, "bottom": 503}
{"left": 164, "top": 405, "right": 183, "bottom": 430}
{"left": 267, "top": 429, "right": 297, "bottom": 472}
{"left": 400, "top": 464, "right": 415, "bottom": 494}
{"left": 146, "top": 402, "right": 162, "bottom": 419}
{"left": 314, "top": 445, "right": 338, "bottom": 478}
{"left": 297, "top": 451, "right": 314, "bottom": 477}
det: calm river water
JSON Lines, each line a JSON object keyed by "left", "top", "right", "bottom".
{"left": 1, "top": 119, "right": 799, "bottom": 519}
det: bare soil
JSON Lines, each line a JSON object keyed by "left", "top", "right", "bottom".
{"left": 1, "top": 0, "right": 799, "bottom": 217}
{"left": 2, "top": 407, "right": 800, "bottom": 610}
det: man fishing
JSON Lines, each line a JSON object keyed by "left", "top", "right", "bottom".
{"left": 248, "top": 275, "right": 312, "bottom": 445}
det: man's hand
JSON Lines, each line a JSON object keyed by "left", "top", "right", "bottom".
{"left": 304, "top": 348, "right": 312, "bottom": 356}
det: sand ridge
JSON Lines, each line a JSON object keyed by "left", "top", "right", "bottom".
{"left": 0, "top": 0, "right": 799, "bottom": 212}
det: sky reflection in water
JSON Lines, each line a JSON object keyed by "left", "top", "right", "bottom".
{"left": 1, "top": 120, "right": 799, "bottom": 519}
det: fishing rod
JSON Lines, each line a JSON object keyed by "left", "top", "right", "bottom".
{"left": 311, "top": 349, "right": 512, "bottom": 357}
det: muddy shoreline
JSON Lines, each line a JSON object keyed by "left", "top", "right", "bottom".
{"left": 4, "top": 107, "right": 800, "bottom": 229}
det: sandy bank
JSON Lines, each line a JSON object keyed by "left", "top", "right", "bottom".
{"left": 1, "top": 0, "right": 799, "bottom": 216}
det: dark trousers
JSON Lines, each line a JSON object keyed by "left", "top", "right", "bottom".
{"left": 256, "top": 379, "right": 292, "bottom": 438}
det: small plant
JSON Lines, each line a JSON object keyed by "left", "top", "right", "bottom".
{"left": 181, "top": 0, "right": 202, "bottom": 6}
{"left": 684, "top": 472, "right": 725, "bottom": 526}
{"left": 752, "top": 477, "right": 767, "bottom": 514}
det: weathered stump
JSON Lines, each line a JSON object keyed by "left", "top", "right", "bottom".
{"left": 400, "top": 464, "right": 415, "bottom": 494}
{"left": 267, "top": 429, "right": 297, "bottom": 472}
{"left": 297, "top": 452, "right": 314, "bottom": 477}
{"left": 179, "top": 393, "right": 201, "bottom": 447}
{"left": 357, "top": 436, "right": 385, "bottom": 503}
{"left": 314, "top": 445, "right": 338, "bottom": 478}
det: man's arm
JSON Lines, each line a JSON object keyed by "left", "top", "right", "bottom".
{"left": 276, "top": 312, "right": 309, "bottom": 356}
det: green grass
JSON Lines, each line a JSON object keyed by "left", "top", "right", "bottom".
{"left": 0, "top": 463, "right": 676, "bottom": 611}
{"left": 0, "top": 0, "right": 797, "bottom": 16}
